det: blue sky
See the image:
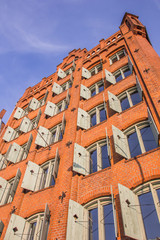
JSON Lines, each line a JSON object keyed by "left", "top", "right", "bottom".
{"left": 0, "top": 0, "right": 160, "bottom": 123}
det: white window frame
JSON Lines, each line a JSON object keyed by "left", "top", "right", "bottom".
{"left": 57, "top": 99, "right": 68, "bottom": 113}
{"left": 50, "top": 123, "right": 63, "bottom": 144}
{"left": 88, "top": 103, "right": 107, "bottom": 127}
{"left": 109, "top": 49, "right": 126, "bottom": 65}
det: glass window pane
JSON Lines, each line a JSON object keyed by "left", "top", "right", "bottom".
{"left": 115, "top": 72, "right": 123, "bottom": 82}
{"left": 69, "top": 82, "right": 72, "bottom": 88}
{"left": 103, "top": 204, "right": 116, "bottom": 240}
{"left": 89, "top": 208, "right": 99, "bottom": 240}
{"left": 58, "top": 105, "right": 62, "bottom": 112}
{"left": 156, "top": 188, "right": 160, "bottom": 202}
{"left": 98, "top": 84, "right": 104, "bottom": 93}
{"left": 112, "top": 56, "right": 118, "bottom": 64}
{"left": 130, "top": 91, "right": 141, "bottom": 106}
{"left": 121, "top": 97, "right": 130, "bottom": 111}
{"left": 128, "top": 131, "right": 141, "bottom": 158}
{"left": 139, "top": 191, "right": 160, "bottom": 239}
{"left": 59, "top": 130, "right": 63, "bottom": 141}
{"left": 29, "top": 222, "right": 37, "bottom": 240}
{"left": 91, "top": 88, "right": 96, "bottom": 97}
{"left": 140, "top": 126, "right": 157, "bottom": 152}
{"left": 123, "top": 68, "right": 131, "bottom": 78}
{"left": 118, "top": 51, "right": 125, "bottom": 59}
{"left": 90, "top": 150, "right": 97, "bottom": 173}
{"left": 100, "top": 108, "right": 106, "bottom": 122}
{"left": 101, "top": 144, "right": 110, "bottom": 169}
{"left": 91, "top": 113, "right": 97, "bottom": 126}
{"left": 50, "top": 175, "right": 55, "bottom": 186}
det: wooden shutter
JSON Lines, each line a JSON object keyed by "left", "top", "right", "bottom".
{"left": 3, "top": 126, "right": 16, "bottom": 142}
{"left": 19, "top": 117, "right": 33, "bottom": 133}
{"left": 105, "top": 69, "right": 116, "bottom": 84}
{"left": 58, "top": 68, "right": 66, "bottom": 79}
{"left": 105, "top": 128, "right": 111, "bottom": 159}
{"left": 29, "top": 98, "right": 41, "bottom": 111}
{"left": 66, "top": 199, "right": 84, "bottom": 240}
{"left": 34, "top": 109, "right": 41, "bottom": 128}
{"left": 13, "top": 107, "right": 25, "bottom": 120}
{"left": 111, "top": 185, "right": 117, "bottom": 237}
{"left": 128, "top": 56, "right": 133, "bottom": 73}
{"left": 80, "top": 85, "right": 91, "bottom": 100}
{"left": 73, "top": 143, "right": 90, "bottom": 175}
{"left": 77, "top": 108, "right": 90, "bottom": 130}
{"left": 6, "top": 142, "right": 24, "bottom": 163}
{"left": 25, "top": 133, "right": 33, "bottom": 156}
{"left": 53, "top": 148, "right": 60, "bottom": 179}
{"left": 136, "top": 76, "right": 143, "bottom": 100}
{"left": 44, "top": 101, "right": 58, "bottom": 117}
{"left": 108, "top": 91, "right": 122, "bottom": 113}
{"left": 72, "top": 59, "right": 76, "bottom": 70}
{"left": 118, "top": 184, "right": 145, "bottom": 239}
{"left": 41, "top": 90, "right": 49, "bottom": 106}
{"left": 0, "top": 177, "right": 10, "bottom": 204}
{"left": 82, "top": 67, "right": 91, "bottom": 79}
{"left": 40, "top": 203, "right": 50, "bottom": 240}
{"left": 10, "top": 169, "right": 21, "bottom": 199}
{"left": 62, "top": 113, "right": 66, "bottom": 135}
{"left": 148, "top": 108, "right": 159, "bottom": 146}
{"left": 0, "top": 154, "right": 7, "bottom": 170}
{"left": 21, "top": 161, "right": 40, "bottom": 191}
{"left": 4, "top": 214, "right": 26, "bottom": 240}
{"left": 70, "top": 72, "right": 73, "bottom": 83}
{"left": 52, "top": 82, "right": 63, "bottom": 95}
{"left": 66, "top": 89, "right": 70, "bottom": 105}
{"left": 0, "top": 220, "right": 4, "bottom": 236}
{"left": 112, "top": 125, "right": 130, "bottom": 159}
{"left": 35, "top": 126, "right": 52, "bottom": 147}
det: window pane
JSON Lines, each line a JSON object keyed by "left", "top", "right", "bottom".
{"left": 130, "top": 91, "right": 141, "bottom": 106}
{"left": 58, "top": 105, "right": 62, "bottom": 112}
{"left": 101, "top": 144, "right": 110, "bottom": 169}
{"left": 112, "top": 56, "right": 118, "bottom": 64}
{"left": 121, "top": 97, "right": 130, "bottom": 111}
{"left": 140, "top": 126, "right": 157, "bottom": 152}
{"left": 89, "top": 208, "right": 99, "bottom": 240}
{"left": 50, "top": 175, "right": 55, "bottom": 186}
{"left": 118, "top": 51, "right": 125, "bottom": 59}
{"left": 139, "top": 191, "right": 160, "bottom": 239}
{"left": 123, "top": 68, "right": 131, "bottom": 78}
{"left": 128, "top": 131, "right": 141, "bottom": 158}
{"left": 98, "top": 84, "right": 104, "bottom": 93}
{"left": 69, "top": 82, "right": 72, "bottom": 88}
{"left": 90, "top": 150, "right": 97, "bottom": 173}
{"left": 29, "top": 222, "right": 37, "bottom": 240}
{"left": 100, "top": 108, "right": 106, "bottom": 122}
{"left": 91, "top": 88, "right": 96, "bottom": 97}
{"left": 91, "top": 113, "right": 96, "bottom": 126}
{"left": 59, "top": 130, "right": 63, "bottom": 141}
{"left": 115, "top": 72, "right": 123, "bottom": 82}
{"left": 103, "top": 204, "right": 116, "bottom": 240}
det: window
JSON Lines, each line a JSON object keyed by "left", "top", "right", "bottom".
{"left": 90, "top": 63, "right": 102, "bottom": 76}
{"left": 57, "top": 99, "right": 68, "bottom": 113}
{"left": 65, "top": 66, "right": 74, "bottom": 76}
{"left": 89, "top": 80, "right": 104, "bottom": 97}
{"left": 61, "top": 80, "right": 72, "bottom": 91}
{"left": 50, "top": 123, "right": 63, "bottom": 144}
{"left": 114, "top": 64, "right": 131, "bottom": 83}
{"left": 66, "top": 197, "right": 116, "bottom": 240}
{"left": 89, "top": 104, "right": 107, "bottom": 127}
{"left": 109, "top": 49, "right": 126, "bottom": 65}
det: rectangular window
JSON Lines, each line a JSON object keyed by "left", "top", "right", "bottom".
{"left": 109, "top": 49, "right": 126, "bottom": 65}
{"left": 89, "top": 80, "right": 104, "bottom": 97}
{"left": 114, "top": 65, "right": 131, "bottom": 83}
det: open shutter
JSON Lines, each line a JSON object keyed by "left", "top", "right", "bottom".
{"left": 29, "top": 98, "right": 40, "bottom": 111}
{"left": 0, "top": 154, "right": 7, "bottom": 170}
{"left": 82, "top": 67, "right": 91, "bottom": 79}
{"left": 58, "top": 68, "right": 66, "bottom": 79}
{"left": 3, "top": 126, "right": 16, "bottom": 142}
{"left": 40, "top": 203, "right": 50, "bottom": 240}
{"left": 52, "top": 82, "right": 63, "bottom": 95}
{"left": 136, "top": 76, "right": 143, "bottom": 100}
{"left": 103, "top": 93, "right": 107, "bottom": 118}
{"left": 77, "top": 108, "right": 90, "bottom": 130}
{"left": 44, "top": 101, "right": 58, "bottom": 117}
{"left": 34, "top": 109, "right": 41, "bottom": 128}
{"left": 73, "top": 59, "right": 76, "bottom": 70}
{"left": 13, "top": 107, "right": 25, "bottom": 120}
{"left": 112, "top": 125, "right": 130, "bottom": 159}
{"left": 19, "top": 117, "right": 33, "bottom": 133}
{"left": 111, "top": 186, "right": 118, "bottom": 238}
{"left": 73, "top": 143, "right": 90, "bottom": 175}
{"left": 0, "top": 220, "right": 4, "bottom": 236}
{"left": 80, "top": 85, "right": 91, "bottom": 100}
{"left": 21, "top": 161, "right": 40, "bottom": 191}
{"left": 148, "top": 108, "right": 159, "bottom": 146}
{"left": 105, "top": 128, "right": 111, "bottom": 159}
{"left": 6, "top": 142, "right": 24, "bottom": 163}
{"left": 0, "top": 177, "right": 10, "bottom": 204}
{"left": 25, "top": 133, "right": 33, "bottom": 156}
{"left": 108, "top": 91, "right": 122, "bottom": 113}
{"left": 70, "top": 71, "right": 73, "bottom": 83}
{"left": 105, "top": 69, "right": 116, "bottom": 84}
{"left": 35, "top": 126, "right": 52, "bottom": 147}
{"left": 66, "top": 90, "right": 70, "bottom": 105}
{"left": 128, "top": 56, "right": 133, "bottom": 74}
{"left": 41, "top": 90, "right": 49, "bottom": 106}
{"left": 53, "top": 148, "right": 60, "bottom": 180}
{"left": 10, "top": 169, "right": 21, "bottom": 199}
{"left": 118, "top": 184, "right": 145, "bottom": 239}
{"left": 66, "top": 199, "right": 84, "bottom": 240}
{"left": 4, "top": 214, "right": 26, "bottom": 240}
{"left": 62, "top": 113, "right": 66, "bottom": 135}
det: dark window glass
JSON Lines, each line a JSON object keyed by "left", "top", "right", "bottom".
{"left": 115, "top": 72, "right": 123, "bottom": 82}
{"left": 51, "top": 131, "right": 56, "bottom": 143}
{"left": 121, "top": 97, "right": 130, "bottom": 111}
{"left": 119, "top": 51, "right": 125, "bottom": 59}
{"left": 91, "top": 88, "right": 96, "bottom": 97}
{"left": 91, "top": 113, "right": 96, "bottom": 127}
{"left": 130, "top": 91, "right": 141, "bottom": 106}
{"left": 156, "top": 188, "right": 160, "bottom": 201}
{"left": 58, "top": 105, "right": 62, "bottom": 112}
{"left": 101, "top": 144, "right": 110, "bottom": 169}
{"left": 51, "top": 175, "right": 55, "bottom": 186}
{"left": 97, "top": 65, "right": 102, "bottom": 72}
{"left": 123, "top": 68, "right": 131, "bottom": 78}
{"left": 140, "top": 126, "right": 157, "bottom": 152}
{"left": 139, "top": 192, "right": 160, "bottom": 239}
{"left": 112, "top": 56, "right": 118, "bottom": 64}
{"left": 62, "top": 86, "right": 66, "bottom": 91}
{"left": 89, "top": 208, "right": 98, "bottom": 240}
{"left": 90, "top": 150, "right": 97, "bottom": 173}
{"left": 29, "top": 222, "right": 37, "bottom": 240}
{"left": 103, "top": 204, "right": 116, "bottom": 240}
{"left": 128, "top": 131, "right": 141, "bottom": 158}
{"left": 91, "top": 70, "right": 96, "bottom": 76}
{"left": 41, "top": 168, "right": 48, "bottom": 189}
{"left": 65, "top": 103, "right": 68, "bottom": 109}
{"left": 100, "top": 108, "right": 106, "bottom": 122}
{"left": 69, "top": 82, "right": 72, "bottom": 88}
{"left": 59, "top": 130, "right": 63, "bottom": 141}
{"left": 98, "top": 84, "right": 104, "bottom": 93}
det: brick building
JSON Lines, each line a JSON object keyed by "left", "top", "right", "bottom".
{"left": 0, "top": 12, "right": 160, "bottom": 240}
